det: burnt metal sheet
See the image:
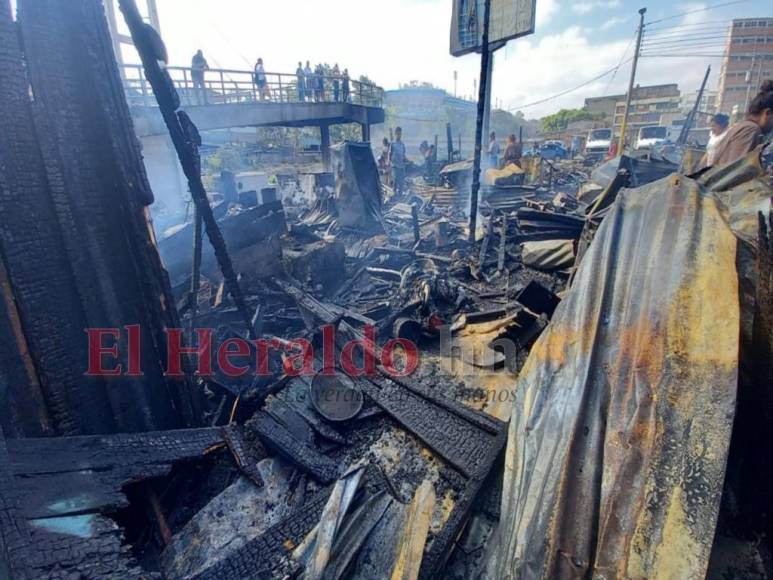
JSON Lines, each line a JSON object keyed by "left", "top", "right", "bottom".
{"left": 486, "top": 172, "right": 747, "bottom": 579}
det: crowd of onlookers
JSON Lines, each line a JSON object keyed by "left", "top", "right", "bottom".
{"left": 294, "top": 61, "right": 351, "bottom": 103}
{"left": 189, "top": 50, "right": 353, "bottom": 105}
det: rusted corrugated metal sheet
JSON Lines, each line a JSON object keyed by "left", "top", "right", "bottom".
{"left": 485, "top": 162, "right": 771, "bottom": 578}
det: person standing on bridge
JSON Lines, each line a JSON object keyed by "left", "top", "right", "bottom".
{"left": 304, "top": 61, "right": 313, "bottom": 101}
{"left": 296, "top": 61, "right": 306, "bottom": 101}
{"left": 315, "top": 64, "right": 325, "bottom": 102}
{"left": 254, "top": 58, "right": 269, "bottom": 101}
{"left": 191, "top": 49, "right": 209, "bottom": 105}
{"left": 342, "top": 68, "right": 351, "bottom": 103}
{"left": 332, "top": 64, "right": 341, "bottom": 102}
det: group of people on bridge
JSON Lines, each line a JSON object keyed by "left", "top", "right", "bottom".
{"left": 295, "top": 61, "right": 351, "bottom": 103}
{"left": 189, "top": 50, "right": 353, "bottom": 105}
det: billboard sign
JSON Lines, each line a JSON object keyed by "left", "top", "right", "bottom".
{"left": 450, "top": 0, "right": 536, "bottom": 56}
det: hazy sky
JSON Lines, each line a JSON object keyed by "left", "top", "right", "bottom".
{"left": 126, "top": 0, "right": 769, "bottom": 117}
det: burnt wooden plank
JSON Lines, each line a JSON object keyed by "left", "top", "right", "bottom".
{"left": 419, "top": 427, "right": 508, "bottom": 579}
{"left": 223, "top": 424, "right": 265, "bottom": 488}
{"left": 246, "top": 412, "right": 339, "bottom": 484}
{"left": 197, "top": 488, "right": 332, "bottom": 580}
{"left": 16, "top": 0, "right": 199, "bottom": 433}
{"left": 7, "top": 427, "right": 225, "bottom": 475}
{"left": 0, "top": 0, "right": 112, "bottom": 436}
{"left": 360, "top": 375, "right": 504, "bottom": 479}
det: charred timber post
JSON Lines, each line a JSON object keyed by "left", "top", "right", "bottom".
{"left": 468, "top": 0, "right": 492, "bottom": 245}
{"left": 118, "top": 0, "right": 256, "bottom": 339}
{"left": 188, "top": 208, "right": 203, "bottom": 335}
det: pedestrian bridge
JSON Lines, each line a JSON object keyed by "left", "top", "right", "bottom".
{"left": 122, "top": 64, "right": 386, "bottom": 138}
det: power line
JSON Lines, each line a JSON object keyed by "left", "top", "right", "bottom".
{"left": 644, "top": 19, "right": 729, "bottom": 33}
{"left": 642, "top": 36, "right": 726, "bottom": 48}
{"left": 641, "top": 53, "right": 726, "bottom": 58}
{"left": 643, "top": 29, "right": 728, "bottom": 41}
{"left": 505, "top": 58, "right": 633, "bottom": 111}
{"left": 645, "top": 0, "right": 750, "bottom": 26}
{"left": 643, "top": 32, "right": 729, "bottom": 41}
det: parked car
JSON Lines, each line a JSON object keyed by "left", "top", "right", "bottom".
{"left": 539, "top": 142, "right": 568, "bottom": 160}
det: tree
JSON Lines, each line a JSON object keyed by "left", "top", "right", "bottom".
{"left": 540, "top": 108, "right": 604, "bottom": 133}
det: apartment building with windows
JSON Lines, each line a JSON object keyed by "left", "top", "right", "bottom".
{"left": 718, "top": 18, "right": 773, "bottom": 115}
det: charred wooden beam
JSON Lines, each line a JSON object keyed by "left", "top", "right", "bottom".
{"left": 359, "top": 375, "right": 504, "bottom": 479}
{"left": 246, "top": 412, "right": 339, "bottom": 484}
{"left": 197, "top": 487, "right": 333, "bottom": 579}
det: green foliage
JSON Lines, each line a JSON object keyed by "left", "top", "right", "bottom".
{"left": 204, "top": 147, "right": 244, "bottom": 174}
{"left": 540, "top": 108, "right": 604, "bottom": 133}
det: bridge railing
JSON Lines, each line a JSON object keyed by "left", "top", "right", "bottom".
{"left": 120, "top": 65, "right": 384, "bottom": 109}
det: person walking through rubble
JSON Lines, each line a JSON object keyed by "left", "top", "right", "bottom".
{"left": 304, "top": 61, "right": 313, "bottom": 101}
{"left": 332, "top": 64, "right": 341, "bottom": 102}
{"left": 191, "top": 49, "right": 209, "bottom": 105}
{"left": 502, "top": 134, "right": 522, "bottom": 167}
{"left": 390, "top": 126, "right": 407, "bottom": 195}
{"left": 712, "top": 80, "right": 773, "bottom": 167}
{"left": 342, "top": 68, "right": 351, "bottom": 103}
{"left": 296, "top": 61, "right": 306, "bottom": 102}
{"left": 487, "top": 131, "right": 500, "bottom": 168}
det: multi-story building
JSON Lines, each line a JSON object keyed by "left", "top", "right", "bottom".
{"left": 718, "top": 18, "right": 773, "bottom": 115}
{"left": 612, "top": 84, "right": 682, "bottom": 139}
{"left": 376, "top": 83, "right": 477, "bottom": 156}
{"left": 680, "top": 89, "right": 718, "bottom": 116}
{"left": 584, "top": 94, "right": 623, "bottom": 121}
{"left": 584, "top": 84, "right": 682, "bottom": 139}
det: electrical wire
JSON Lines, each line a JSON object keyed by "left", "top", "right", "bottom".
{"left": 605, "top": 29, "right": 638, "bottom": 92}
{"left": 642, "top": 26, "right": 728, "bottom": 39}
{"left": 641, "top": 53, "right": 726, "bottom": 58}
{"left": 643, "top": 19, "right": 730, "bottom": 33}
{"left": 641, "top": 38, "right": 725, "bottom": 50}
{"left": 642, "top": 35, "right": 729, "bottom": 47}
{"left": 505, "top": 57, "right": 633, "bottom": 111}
{"left": 645, "top": 0, "right": 750, "bottom": 26}
{"left": 643, "top": 30, "right": 728, "bottom": 41}
{"left": 642, "top": 42, "right": 728, "bottom": 50}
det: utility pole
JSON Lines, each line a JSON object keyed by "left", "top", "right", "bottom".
{"left": 468, "top": 0, "right": 491, "bottom": 244}
{"left": 454, "top": 70, "right": 458, "bottom": 97}
{"left": 618, "top": 7, "right": 647, "bottom": 154}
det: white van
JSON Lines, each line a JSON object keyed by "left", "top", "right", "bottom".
{"left": 584, "top": 128, "right": 612, "bottom": 159}
{"left": 635, "top": 126, "right": 667, "bottom": 150}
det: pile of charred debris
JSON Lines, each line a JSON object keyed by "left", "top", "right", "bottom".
{"left": 1, "top": 1, "right": 773, "bottom": 579}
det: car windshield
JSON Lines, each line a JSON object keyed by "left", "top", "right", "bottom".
{"left": 640, "top": 126, "right": 667, "bottom": 140}
{"left": 590, "top": 129, "right": 612, "bottom": 141}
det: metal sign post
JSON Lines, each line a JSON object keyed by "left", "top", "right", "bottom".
{"left": 468, "top": 0, "right": 492, "bottom": 244}
{"left": 451, "top": 0, "right": 536, "bottom": 244}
